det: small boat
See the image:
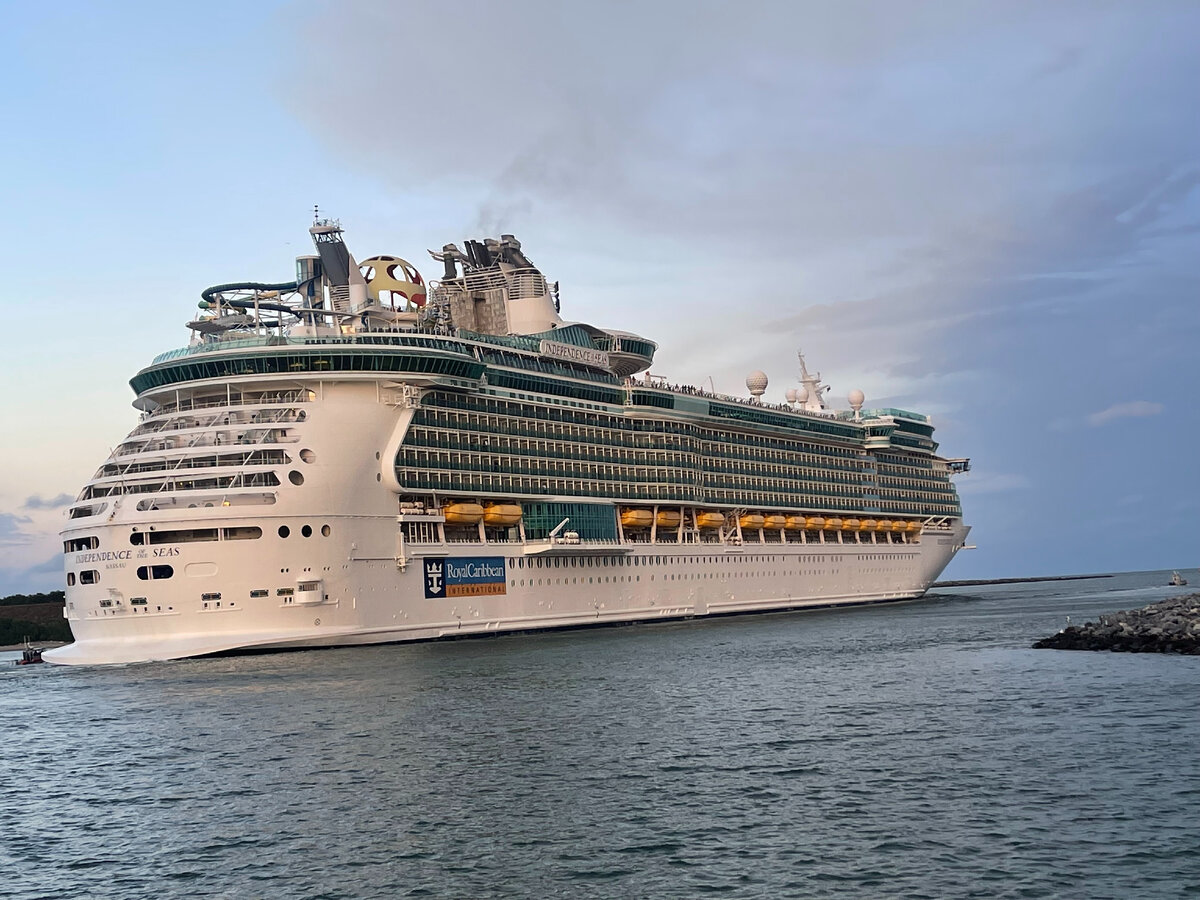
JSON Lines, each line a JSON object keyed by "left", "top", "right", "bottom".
{"left": 1169, "top": 571, "right": 1188, "bottom": 587}
{"left": 15, "top": 641, "right": 44, "bottom": 666}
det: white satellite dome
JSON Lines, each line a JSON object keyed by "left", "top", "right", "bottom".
{"left": 848, "top": 389, "right": 865, "bottom": 409}
{"left": 797, "top": 387, "right": 809, "bottom": 403}
{"left": 785, "top": 388, "right": 799, "bottom": 404}
{"left": 746, "top": 371, "right": 768, "bottom": 397}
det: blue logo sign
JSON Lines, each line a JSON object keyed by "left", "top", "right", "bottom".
{"left": 424, "top": 557, "right": 507, "bottom": 599}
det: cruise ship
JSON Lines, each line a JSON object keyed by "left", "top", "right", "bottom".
{"left": 48, "top": 220, "right": 971, "bottom": 665}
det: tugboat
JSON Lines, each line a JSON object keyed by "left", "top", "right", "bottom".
{"left": 15, "top": 639, "right": 43, "bottom": 666}
{"left": 1169, "top": 571, "right": 1188, "bottom": 587}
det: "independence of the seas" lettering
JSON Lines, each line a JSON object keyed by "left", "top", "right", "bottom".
{"left": 539, "top": 339, "right": 609, "bottom": 369}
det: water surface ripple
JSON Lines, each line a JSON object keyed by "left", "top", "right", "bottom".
{"left": 3, "top": 571, "right": 1198, "bottom": 898}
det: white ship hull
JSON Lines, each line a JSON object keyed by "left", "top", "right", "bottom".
{"left": 49, "top": 526, "right": 967, "bottom": 666}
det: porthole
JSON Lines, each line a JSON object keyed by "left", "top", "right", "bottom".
{"left": 376, "top": 473, "right": 382, "bottom": 482}
{"left": 321, "top": 524, "right": 331, "bottom": 537}
{"left": 288, "top": 470, "right": 305, "bottom": 486}
{"left": 301, "top": 525, "right": 312, "bottom": 538}
{"left": 299, "top": 449, "right": 316, "bottom": 463}
{"left": 278, "top": 525, "right": 290, "bottom": 538}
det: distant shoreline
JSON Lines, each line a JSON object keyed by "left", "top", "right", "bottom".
{"left": 932, "top": 574, "right": 1114, "bottom": 588}
{"left": 0, "top": 641, "right": 68, "bottom": 652}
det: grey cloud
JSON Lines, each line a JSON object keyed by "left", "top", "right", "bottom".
{"left": 0, "top": 513, "right": 32, "bottom": 546}
{"left": 22, "top": 493, "right": 74, "bottom": 510}
{"left": 1087, "top": 401, "right": 1164, "bottom": 426}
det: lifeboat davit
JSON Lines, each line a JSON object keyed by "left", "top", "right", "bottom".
{"left": 784, "top": 516, "right": 806, "bottom": 531}
{"left": 805, "top": 516, "right": 826, "bottom": 530}
{"left": 621, "top": 509, "right": 653, "bottom": 529}
{"left": 824, "top": 517, "right": 843, "bottom": 531}
{"left": 695, "top": 511, "right": 725, "bottom": 529}
{"left": 739, "top": 514, "right": 766, "bottom": 531}
{"left": 655, "top": 510, "right": 682, "bottom": 529}
{"left": 443, "top": 502, "right": 485, "bottom": 525}
{"left": 763, "top": 515, "right": 787, "bottom": 530}
{"left": 483, "top": 504, "right": 523, "bottom": 527}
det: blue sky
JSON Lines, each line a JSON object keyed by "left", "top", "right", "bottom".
{"left": 1, "top": 0, "right": 1197, "bottom": 592}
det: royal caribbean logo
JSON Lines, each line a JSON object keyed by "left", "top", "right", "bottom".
{"left": 424, "top": 557, "right": 507, "bottom": 599}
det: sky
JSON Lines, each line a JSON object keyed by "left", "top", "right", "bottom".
{"left": 0, "top": 0, "right": 1197, "bottom": 592}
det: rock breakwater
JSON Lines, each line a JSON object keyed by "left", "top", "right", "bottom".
{"left": 1033, "top": 593, "right": 1200, "bottom": 654}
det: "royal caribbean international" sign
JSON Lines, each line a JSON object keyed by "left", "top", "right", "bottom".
{"left": 424, "top": 557, "right": 507, "bottom": 599}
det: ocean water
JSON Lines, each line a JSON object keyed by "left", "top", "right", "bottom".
{"left": 3, "top": 570, "right": 1199, "bottom": 899}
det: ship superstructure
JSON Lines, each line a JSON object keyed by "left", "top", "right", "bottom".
{"left": 48, "top": 221, "right": 970, "bottom": 665}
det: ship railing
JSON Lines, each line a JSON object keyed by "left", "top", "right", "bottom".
{"left": 146, "top": 391, "right": 310, "bottom": 418}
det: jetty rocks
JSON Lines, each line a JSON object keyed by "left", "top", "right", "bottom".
{"left": 1034, "top": 593, "right": 1200, "bottom": 654}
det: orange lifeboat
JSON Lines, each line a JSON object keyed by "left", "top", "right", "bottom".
{"left": 695, "top": 511, "right": 725, "bottom": 529}
{"left": 842, "top": 518, "right": 860, "bottom": 531}
{"left": 739, "top": 514, "right": 766, "bottom": 531}
{"left": 876, "top": 519, "right": 893, "bottom": 532}
{"left": 823, "top": 517, "right": 843, "bottom": 531}
{"left": 763, "top": 515, "right": 787, "bottom": 530}
{"left": 656, "top": 510, "right": 682, "bottom": 529}
{"left": 861, "top": 519, "right": 878, "bottom": 531}
{"left": 784, "top": 516, "right": 806, "bottom": 531}
{"left": 621, "top": 509, "right": 653, "bottom": 529}
{"left": 891, "top": 520, "right": 907, "bottom": 532}
{"left": 483, "top": 504, "right": 523, "bottom": 527}
{"left": 443, "top": 502, "right": 484, "bottom": 525}
{"left": 805, "top": 516, "right": 826, "bottom": 531}
{"left": 907, "top": 521, "right": 922, "bottom": 533}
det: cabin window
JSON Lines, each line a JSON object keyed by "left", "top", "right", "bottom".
{"left": 80, "top": 570, "right": 100, "bottom": 584}
{"left": 136, "top": 565, "right": 174, "bottom": 581}
{"left": 66, "top": 572, "right": 76, "bottom": 586}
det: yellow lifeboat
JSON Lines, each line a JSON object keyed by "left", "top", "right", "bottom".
{"left": 739, "top": 514, "right": 766, "bottom": 531}
{"left": 442, "top": 502, "right": 485, "bottom": 525}
{"left": 695, "top": 511, "right": 725, "bottom": 529}
{"left": 784, "top": 516, "right": 806, "bottom": 531}
{"left": 483, "top": 504, "right": 523, "bottom": 527}
{"left": 907, "top": 521, "right": 923, "bottom": 533}
{"left": 891, "top": 520, "right": 907, "bottom": 532}
{"left": 861, "top": 519, "right": 878, "bottom": 531}
{"left": 620, "top": 508, "right": 653, "bottom": 529}
{"left": 805, "top": 516, "right": 826, "bottom": 531}
{"left": 763, "top": 515, "right": 787, "bottom": 530}
{"left": 842, "top": 518, "right": 860, "bottom": 531}
{"left": 876, "top": 519, "right": 893, "bottom": 532}
{"left": 656, "top": 510, "right": 682, "bottom": 529}
{"left": 824, "top": 517, "right": 843, "bottom": 531}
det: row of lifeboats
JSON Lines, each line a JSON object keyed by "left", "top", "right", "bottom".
{"left": 443, "top": 503, "right": 523, "bottom": 526}
{"left": 620, "top": 509, "right": 922, "bottom": 534}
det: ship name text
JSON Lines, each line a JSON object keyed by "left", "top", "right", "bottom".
{"left": 539, "top": 339, "right": 609, "bottom": 368}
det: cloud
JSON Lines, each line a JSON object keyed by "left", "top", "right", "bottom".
{"left": 0, "top": 513, "right": 33, "bottom": 546}
{"left": 955, "top": 472, "right": 1031, "bottom": 496}
{"left": 277, "top": 1, "right": 1200, "bottom": 398}
{"left": 0, "top": 553, "right": 61, "bottom": 598}
{"left": 1086, "top": 401, "right": 1165, "bottom": 427}
{"left": 22, "top": 492, "right": 74, "bottom": 510}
